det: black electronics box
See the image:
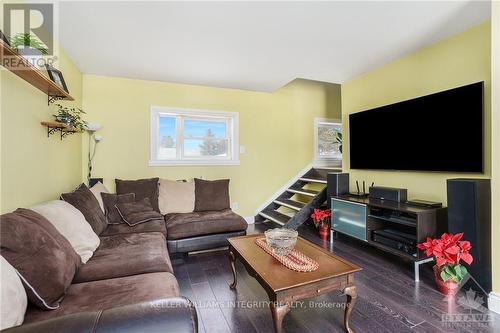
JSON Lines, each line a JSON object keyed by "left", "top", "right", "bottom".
{"left": 369, "top": 186, "right": 407, "bottom": 202}
{"left": 372, "top": 229, "right": 416, "bottom": 256}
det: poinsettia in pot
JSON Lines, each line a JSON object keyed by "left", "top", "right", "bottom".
{"left": 311, "top": 208, "right": 331, "bottom": 240}
{"left": 417, "top": 232, "right": 473, "bottom": 295}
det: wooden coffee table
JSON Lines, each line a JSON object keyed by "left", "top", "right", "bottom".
{"left": 228, "top": 234, "right": 362, "bottom": 333}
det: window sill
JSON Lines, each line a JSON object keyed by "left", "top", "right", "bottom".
{"left": 149, "top": 160, "right": 240, "bottom": 167}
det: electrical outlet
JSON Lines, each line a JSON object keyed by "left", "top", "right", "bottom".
{"left": 231, "top": 202, "right": 239, "bottom": 210}
{"left": 239, "top": 145, "right": 246, "bottom": 154}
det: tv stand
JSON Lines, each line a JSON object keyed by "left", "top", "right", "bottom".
{"left": 330, "top": 195, "right": 447, "bottom": 282}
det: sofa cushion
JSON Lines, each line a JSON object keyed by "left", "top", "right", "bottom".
{"left": 0, "top": 256, "right": 27, "bottom": 330}
{"left": 116, "top": 198, "right": 164, "bottom": 226}
{"left": 101, "top": 219, "right": 167, "bottom": 237}
{"left": 164, "top": 209, "right": 247, "bottom": 240}
{"left": 73, "top": 232, "right": 172, "bottom": 283}
{"left": 0, "top": 209, "right": 81, "bottom": 310}
{"left": 89, "top": 182, "right": 109, "bottom": 213}
{"left": 116, "top": 178, "right": 160, "bottom": 212}
{"left": 194, "top": 178, "right": 230, "bottom": 212}
{"left": 61, "top": 183, "right": 107, "bottom": 235}
{"left": 159, "top": 179, "right": 195, "bottom": 214}
{"left": 101, "top": 192, "right": 136, "bottom": 224}
{"left": 24, "top": 272, "right": 180, "bottom": 323}
{"left": 30, "top": 200, "right": 100, "bottom": 263}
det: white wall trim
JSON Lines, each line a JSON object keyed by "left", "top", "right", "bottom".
{"left": 255, "top": 163, "right": 313, "bottom": 214}
{"left": 489, "top": 292, "right": 500, "bottom": 314}
{"left": 244, "top": 216, "right": 255, "bottom": 224}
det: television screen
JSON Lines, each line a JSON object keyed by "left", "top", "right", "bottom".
{"left": 349, "top": 82, "right": 483, "bottom": 172}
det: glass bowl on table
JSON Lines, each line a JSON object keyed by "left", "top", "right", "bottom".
{"left": 264, "top": 228, "right": 298, "bottom": 256}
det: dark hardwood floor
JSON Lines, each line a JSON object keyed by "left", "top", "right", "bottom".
{"left": 171, "top": 222, "right": 500, "bottom": 333}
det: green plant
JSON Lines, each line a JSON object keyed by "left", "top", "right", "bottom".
{"left": 53, "top": 104, "right": 87, "bottom": 131}
{"left": 439, "top": 263, "right": 468, "bottom": 283}
{"left": 10, "top": 33, "right": 48, "bottom": 55}
{"left": 336, "top": 132, "right": 343, "bottom": 153}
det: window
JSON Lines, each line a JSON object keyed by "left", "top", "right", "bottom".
{"left": 150, "top": 106, "right": 239, "bottom": 166}
{"left": 314, "top": 118, "right": 342, "bottom": 164}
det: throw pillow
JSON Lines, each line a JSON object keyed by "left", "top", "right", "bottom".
{"left": 89, "top": 182, "right": 109, "bottom": 213}
{"left": 115, "top": 198, "right": 163, "bottom": 226}
{"left": 0, "top": 255, "right": 27, "bottom": 330}
{"left": 194, "top": 178, "right": 230, "bottom": 212}
{"left": 30, "top": 200, "right": 100, "bottom": 263}
{"left": 101, "top": 192, "right": 136, "bottom": 224}
{"left": 0, "top": 209, "right": 81, "bottom": 310}
{"left": 61, "top": 183, "right": 107, "bottom": 235}
{"left": 115, "top": 178, "right": 160, "bottom": 212}
{"left": 158, "top": 179, "right": 195, "bottom": 214}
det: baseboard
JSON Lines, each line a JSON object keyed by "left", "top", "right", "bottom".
{"left": 244, "top": 216, "right": 255, "bottom": 224}
{"left": 255, "top": 162, "right": 313, "bottom": 214}
{"left": 489, "top": 292, "right": 500, "bottom": 314}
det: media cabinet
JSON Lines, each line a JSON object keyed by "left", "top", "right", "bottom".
{"left": 330, "top": 195, "right": 447, "bottom": 281}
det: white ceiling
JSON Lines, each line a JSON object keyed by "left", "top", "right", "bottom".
{"left": 59, "top": 1, "right": 490, "bottom": 92}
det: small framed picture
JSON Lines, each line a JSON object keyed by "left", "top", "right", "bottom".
{"left": 45, "top": 65, "right": 69, "bottom": 93}
{"left": 0, "top": 30, "right": 10, "bottom": 46}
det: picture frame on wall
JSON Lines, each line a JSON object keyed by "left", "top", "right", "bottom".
{"left": 45, "top": 65, "right": 69, "bottom": 93}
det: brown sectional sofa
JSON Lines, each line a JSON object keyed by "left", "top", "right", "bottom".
{"left": 165, "top": 209, "right": 248, "bottom": 254}
{"left": 2, "top": 177, "right": 249, "bottom": 332}
{"left": 3, "top": 222, "right": 197, "bottom": 333}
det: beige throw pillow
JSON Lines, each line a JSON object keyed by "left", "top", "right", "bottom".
{"left": 89, "top": 182, "right": 109, "bottom": 213}
{"left": 0, "top": 256, "right": 27, "bottom": 330}
{"left": 30, "top": 200, "right": 100, "bottom": 263}
{"left": 159, "top": 179, "right": 195, "bottom": 214}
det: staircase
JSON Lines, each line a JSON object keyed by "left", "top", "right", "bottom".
{"left": 255, "top": 167, "right": 341, "bottom": 229}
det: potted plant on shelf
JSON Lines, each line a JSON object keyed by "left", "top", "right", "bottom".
{"left": 417, "top": 232, "right": 473, "bottom": 295}
{"left": 311, "top": 208, "right": 331, "bottom": 240}
{"left": 53, "top": 104, "right": 87, "bottom": 132}
{"left": 9, "top": 33, "right": 48, "bottom": 68}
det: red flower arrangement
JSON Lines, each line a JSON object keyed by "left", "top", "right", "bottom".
{"left": 417, "top": 232, "right": 473, "bottom": 283}
{"left": 310, "top": 209, "right": 331, "bottom": 228}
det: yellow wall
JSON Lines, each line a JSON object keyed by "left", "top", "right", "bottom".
{"left": 81, "top": 76, "right": 341, "bottom": 217}
{"left": 491, "top": 2, "right": 500, "bottom": 294}
{"left": 341, "top": 21, "right": 491, "bottom": 205}
{"left": 0, "top": 47, "right": 83, "bottom": 213}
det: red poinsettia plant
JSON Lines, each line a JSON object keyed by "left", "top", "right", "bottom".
{"left": 311, "top": 209, "right": 331, "bottom": 228}
{"left": 417, "top": 232, "right": 473, "bottom": 283}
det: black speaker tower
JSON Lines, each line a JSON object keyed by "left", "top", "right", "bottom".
{"left": 447, "top": 178, "right": 491, "bottom": 293}
{"left": 327, "top": 173, "right": 349, "bottom": 207}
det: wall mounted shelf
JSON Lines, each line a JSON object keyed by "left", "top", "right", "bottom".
{"left": 41, "top": 121, "right": 80, "bottom": 140}
{"left": 0, "top": 39, "right": 74, "bottom": 105}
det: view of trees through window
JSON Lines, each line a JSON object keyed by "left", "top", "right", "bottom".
{"left": 158, "top": 116, "right": 229, "bottom": 159}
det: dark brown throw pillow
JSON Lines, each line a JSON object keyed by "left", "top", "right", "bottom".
{"left": 0, "top": 209, "right": 82, "bottom": 310}
{"left": 101, "top": 193, "right": 136, "bottom": 224}
{"left": 115, "top": 198, "right": 163, "bottom": 226}
{"left": 115, "top": 178, "right": 160, "bottom": 212}
{"left": 194, "top": 178, "right": 230, "bottom": 212}
{"left": 61, "top": 183, "right": 107, "bottom": 235}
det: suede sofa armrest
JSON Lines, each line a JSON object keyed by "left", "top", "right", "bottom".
{"left": 3, "top": 297, "right": 198, "bottom": 333}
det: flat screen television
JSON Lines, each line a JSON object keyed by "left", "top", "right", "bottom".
{"left": 349, "top": 82, "right": 483, "bottom": 172}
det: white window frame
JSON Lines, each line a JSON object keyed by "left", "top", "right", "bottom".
{"left": 314, "top": 118, "right": 342, "bottom": 166}
{"left": 149, "top": 106, "right": 239, "bottom": 166}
